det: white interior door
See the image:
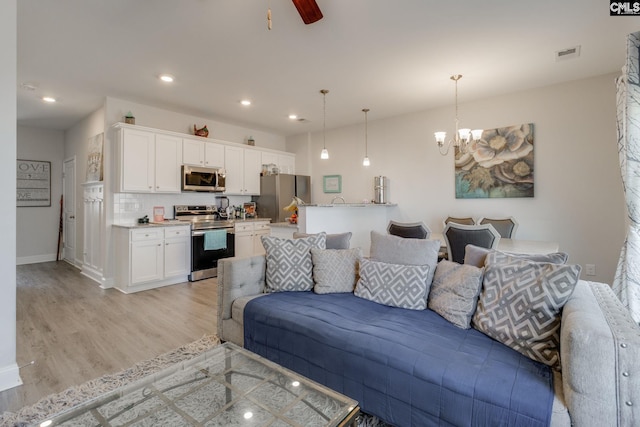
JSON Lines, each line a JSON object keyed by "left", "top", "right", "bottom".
{"left": 63, "top": 157, "right": 76, "bottom": 263}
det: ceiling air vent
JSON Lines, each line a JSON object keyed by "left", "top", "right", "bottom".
{"left": 555, "top": 45, "right": 581, "bottom": 61}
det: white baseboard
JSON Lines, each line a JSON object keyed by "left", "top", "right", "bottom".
{"left": 0, "top": 362, "right": 22, "bottom": 392}
{"left": 16, "top": 253, "right": 56, "bottom": 265}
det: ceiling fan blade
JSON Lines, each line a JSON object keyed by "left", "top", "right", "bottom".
{"left": 292, "top": 0, "right": 323, "bottom": 24}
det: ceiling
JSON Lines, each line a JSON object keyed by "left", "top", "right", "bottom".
{"left": 17, "top": 1, "right": 640, "bottom": 136}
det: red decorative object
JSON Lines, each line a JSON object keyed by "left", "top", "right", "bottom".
{"left": 194, "top": 124, "right": 209, "bottom": 137}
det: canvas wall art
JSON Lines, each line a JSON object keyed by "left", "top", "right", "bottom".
{"left": 455, "top": 123, "right": 534, "bottom": 198}
{"left": 86, "top": 133, "right": 104, "bottom": 182}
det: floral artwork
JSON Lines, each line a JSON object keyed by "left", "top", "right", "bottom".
{"left": 455, "top": 123, "right": 534, "bottom": 198}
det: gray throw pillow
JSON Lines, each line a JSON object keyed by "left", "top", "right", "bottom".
{"left": 428, "top": 260, "right": 484, "bottom": 329}
{"left": 464, "top": 244, "right": 569, "bottom": 268}
{"left": 311, "top": 248, "right": 363, "bottom": 294}
{"left": 261, "top": 233, "right": 326, "bottom": 292}
{"left": 354, "top": 258, "right": 430, "bottom": 310}
{"left": 293, "top": 231, "right": 352, "bottom": 249}
{"left": 369, "top": 231, "right": 440, "bottom": 287}
{"left": 472, "top": 252, "right": 581, "bottom": 369}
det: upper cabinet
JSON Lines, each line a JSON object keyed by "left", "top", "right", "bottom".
{"left": 117, "top": 128, "right": 182, "bottom": 193}
{"left": 183, "top": 138, "right": 225, "bottom": 168}
{"left": 225, "top": 146, "right": 262, "bottom": 195}
{"left": 114, "top": 123, "right": 295, "bottom": 195}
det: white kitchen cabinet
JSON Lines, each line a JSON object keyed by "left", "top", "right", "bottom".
{"left": 261, "top": 151, "right": 278, "bottom": 168}
{"left": 81, "top": 182, "right": 104, "bottom": 285}
{"left": 225, "top": 146, "right": 262, "bottom": 195}
{"left": 235, "top": 221, "right": 270, "bottom": 258}
{"left": 117, "top": 127, "right": 181, "bottom": 193}
{"left": 183, "top": 138, "right": 225, "bottom": 168}
{"left": 114, "top": 225, "right": 191, "bottom": 293}
{"left": 278, "top": 154, "right": 296, "bottom": 174}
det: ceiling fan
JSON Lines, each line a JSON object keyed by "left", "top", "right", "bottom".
{"left": 291, "top": 0, "right": 323, "bottom": 24}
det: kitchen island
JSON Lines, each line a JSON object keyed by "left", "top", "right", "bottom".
{"left": 297, "top": 203, "right": 398, "bottom": 255}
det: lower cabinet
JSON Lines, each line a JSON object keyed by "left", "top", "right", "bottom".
{"left": 235, "top": 221, "right": 270, "bottom": 258}
{"left": 114, "top": 225, "right": 190, "bottom": 293}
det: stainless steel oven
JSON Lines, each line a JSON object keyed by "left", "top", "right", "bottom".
{"left": 175, "top": 205, "right": 235, "bottom": 281}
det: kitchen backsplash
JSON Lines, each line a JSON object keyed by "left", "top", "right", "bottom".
{"left": 113, "top": 193, "right": 251, "bottom": 224}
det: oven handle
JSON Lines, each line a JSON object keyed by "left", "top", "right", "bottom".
{"left": 191, "top": 229, "right": 234, "bottom": 237}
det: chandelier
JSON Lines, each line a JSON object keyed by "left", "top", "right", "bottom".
{"left": 362, "top": 108, "right": 370, "bottom": 166}
{"left": 434, "top": 75, "right": 482, "bottom": 156}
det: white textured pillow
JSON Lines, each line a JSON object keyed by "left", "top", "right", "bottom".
{"left": 472, "top": 252, "right": 581, "bottom": 369}
{"left": 261, "top": 233, "right": 326, "bottom": 292}
{"left": 354, "top": 258, "right": 430, "bottom": 310}
{"left": 369, "top": 231, "right": 440, "bottom": 287}
{"left": 428, "top": 260, "right": 484, "bottom": 329}
{"left": 464, "top": 244, "right": 569, "bottom": 268}
{"left": 311, "top": 248, "right": 362, "bottom": 294}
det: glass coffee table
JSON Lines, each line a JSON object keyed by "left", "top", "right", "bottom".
{"left": 44, "top": 342, "right": 359, "bottom": 426}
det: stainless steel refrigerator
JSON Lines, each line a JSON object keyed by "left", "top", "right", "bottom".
{"left": 255, "top": 174, "right": 311, "bottom": 223}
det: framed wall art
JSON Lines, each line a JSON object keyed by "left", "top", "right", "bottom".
{"left": 17, "top": 159, "right": 51, "bottom": 207}
{"left": 323, "top": 175, "right": 342, "bottom": 193}
{"left": 455, "top": 123, "right": 534, "bottom": 199}
{"left": 86, "top": 132, "right": 104, "bottom": 182}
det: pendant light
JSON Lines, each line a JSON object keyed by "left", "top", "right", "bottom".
{"left": 435, "top": 75, "right": 482, "bottom": 156}
{"left": 362, "top": 108, "right": 370, "bottom": 166}
{"left": 320, "top": 89, "right": 329, "bottom": 159}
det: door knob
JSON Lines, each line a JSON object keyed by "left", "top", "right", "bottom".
{"left": 69, "top": 215, "right": 75, "bottom": 219}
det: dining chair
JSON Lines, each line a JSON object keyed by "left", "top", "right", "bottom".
{"left": 387, "top": 220, "right": 431, "bottom": 239}
{"left": 443, "top": 216, "right": 475, "bottom": 227}
{"left": 477, "top": 217, "right": 518, "bottom": 238}
{"left": 443, "top": 223, "right": 501, "bottom": 264}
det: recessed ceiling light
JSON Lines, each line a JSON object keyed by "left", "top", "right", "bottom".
{"left": 288, "top": 114, "right": 298, "bottom": 120}
{"left": 159, "top": 74, "right": 174, "bottom": 83}
{"left": 241, "top": 99, "right": 251, "bottom": 106}
{"left": 42, "top": 96, "right": 56, "bottom": 103}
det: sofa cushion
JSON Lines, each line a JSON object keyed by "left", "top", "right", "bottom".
{"left": 354, "top": 258, "right": 430, "bottom": 310}
{"left": 464, "top": 244, "right": 569, "bottom": 267}
{"left": 294, "top": 231, "right": 352, "bottom": 249}
{"left": 261, "top": 233, "right": 326, "bottom": 292}
{"left": 311, "top": 248, "right": 362, "bottom": 294}
{"left": 473, "top": 252, "right": 581, "bottom": 369}
{"left": 428, "top": 260, "right": 484, "bottom": 329}
{"left": 369, "top": 230, "right": 440, "bottom": 287}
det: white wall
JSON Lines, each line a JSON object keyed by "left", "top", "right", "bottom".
{"left": 16, "top": 126, "right": 65, "bottom": 264}
{"left": 104, "top": 97, "right": 286, "bottom": 150}
{"left": 290, "top": 73, "right": 626, "bottom": 284}
{"left": 0, "top": 0, "right": 21, "bottom": 392}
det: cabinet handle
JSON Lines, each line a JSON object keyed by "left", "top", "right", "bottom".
{"left": 158, "top": 243, "right": 162, "bottom": 246}
{"left": 148, "top": 186, "right": 152, "bottom": 189}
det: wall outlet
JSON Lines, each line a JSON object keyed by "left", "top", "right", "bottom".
{"left": 585, "top": 264, "right": 596, "bottom": 276}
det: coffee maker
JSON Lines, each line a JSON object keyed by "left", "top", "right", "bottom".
{"left": 216, "top": 196, "right": 230, "bottom": 219}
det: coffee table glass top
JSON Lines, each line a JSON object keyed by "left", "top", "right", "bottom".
{"left": 45, "top": 342, "right": 359, "bottom": 426}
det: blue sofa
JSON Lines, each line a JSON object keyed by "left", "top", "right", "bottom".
{"left": 216, "top": 254, "right": 640, "bottom": 426}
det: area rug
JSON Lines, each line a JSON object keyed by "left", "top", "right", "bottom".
{"left": 0, "top": 335, "right": 390, "bottom": 427}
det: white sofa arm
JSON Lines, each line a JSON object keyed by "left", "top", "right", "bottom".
{"left": 561, "top": 280, "right": 640, "bottom": 426}
{"left": 216, "top": 255, "right": 266, "bottom": 342}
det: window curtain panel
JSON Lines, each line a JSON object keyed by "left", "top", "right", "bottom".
{"left": 613, "top": 31, "right": 640, "bottom": 325}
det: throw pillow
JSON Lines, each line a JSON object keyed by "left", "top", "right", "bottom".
{"left": 261, "top": 233, "right": 326, "bottom": 292}
{"left": 464, "top": 244, "right": 569, "bottom": 267}
{"left": 369, "top": 231, "right": 440, "bottom": 287}
{"left": 472, "top": 252, "right": 581, "bottom": 369}
{"left": 311, "top": 248, "right": 363, "bottom": 294}
{"left": 428, "top": 260, "right": 484, "bottom": 329}
{"left": 293, "top": 231, "right": 352, "bottom": 249}
{"left": 354, "top": 258, "right": 430, "bottom": 310}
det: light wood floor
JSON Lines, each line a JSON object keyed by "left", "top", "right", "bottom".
{"left": 0, "top": 261, "right": 218, "bottom": 414}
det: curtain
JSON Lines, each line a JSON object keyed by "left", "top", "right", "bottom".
{"left": 613, "top": 31, "right": 640, "bottom": 324}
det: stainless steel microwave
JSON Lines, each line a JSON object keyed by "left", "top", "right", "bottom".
{"left": 182, "top": 165, "right": 226, "bottom": 192}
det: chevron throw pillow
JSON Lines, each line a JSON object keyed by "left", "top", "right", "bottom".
{"left": 311, "top": 248, "right": 363, "bottom": 294}
{"left": 355, "top": 258, "right": 430, "bottom": 310}
{"left": 472, "top": 252, "right": 581, "bottom": 369}
{"left": 261, "top": 233, "right": 326, "bottom": 292}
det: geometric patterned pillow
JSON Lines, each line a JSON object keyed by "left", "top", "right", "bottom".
{"left": 427, "top": 260, "right": 484, "bottom": 329}
{"left": 464, "top": 244, "right": 569, "bottom": 267}
{"left": 261, "top": 233, "right": 326, "bottom": 292}
{"left": 354, "top": 258, "right": 430, "bottom": 310}
{"left": 472, "top": 252, "right": 581, "bottom": 369}
{"left": 311, "top": 248, "right": 363, "bottom": 294}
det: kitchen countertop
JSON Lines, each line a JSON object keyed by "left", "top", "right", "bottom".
{"left": 270, "top": 222, "right": 299, "bottom": 228}
{"left": 113, "top": 218, "right": 272, "bottom": 229}
{"left": 299, "top": 203, "right": 397, "bottom": 207}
